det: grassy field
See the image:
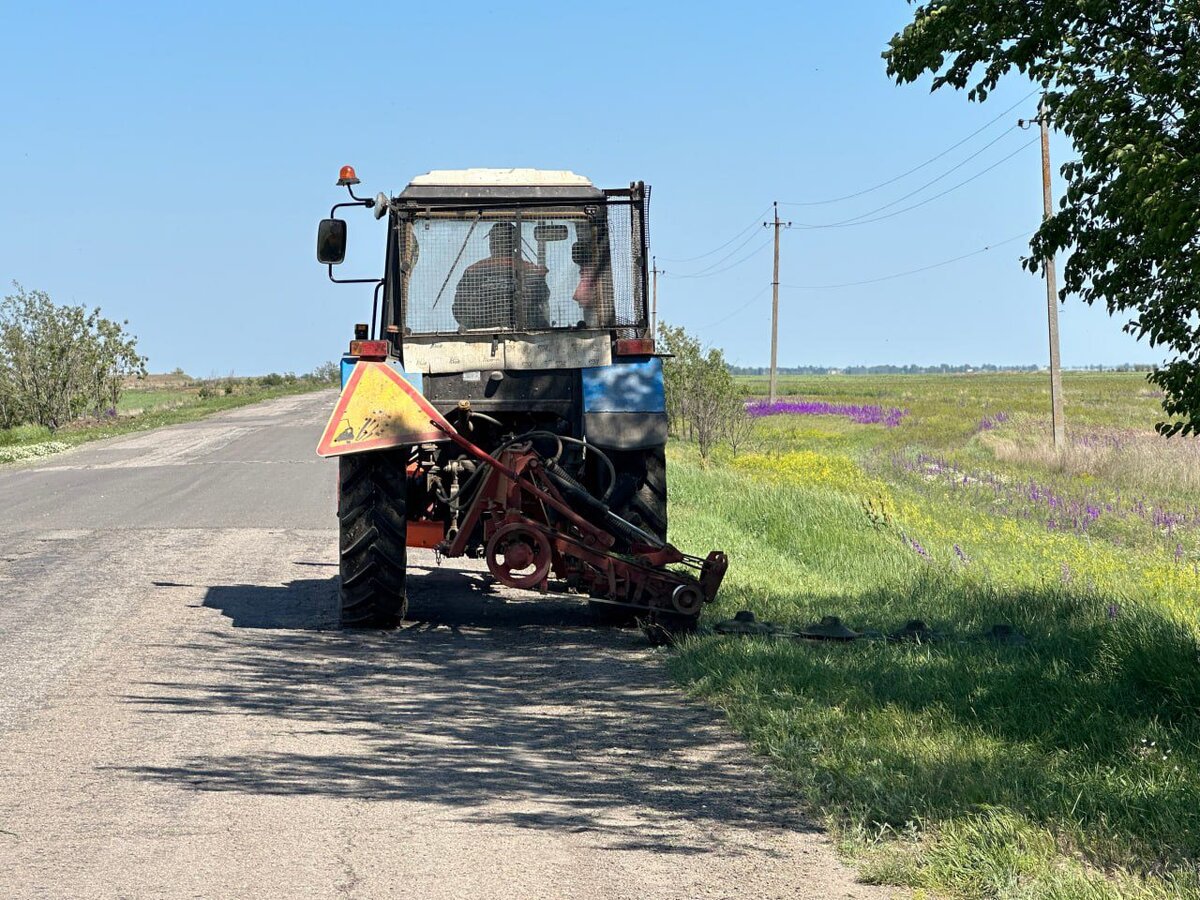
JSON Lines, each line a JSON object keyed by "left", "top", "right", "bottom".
{"left": 0, "top": 372, "right": 335, "bottom": 463}
{"left": 668, "top": 372, "right": 1200, "bottom": 899}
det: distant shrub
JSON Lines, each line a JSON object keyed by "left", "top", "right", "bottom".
{"left": 309, "top": 361, "right": 339, "bottom": 384}
{"left": 260, "top": 373, "right": 284, "bottom": 387}
{"left": 659, "top": 321, "right": 754, "bottom": 460}
{"left": 0, "top": 283, "right": 147, "bottom": 430}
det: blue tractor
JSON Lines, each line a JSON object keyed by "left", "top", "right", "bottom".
{"left": 317, "top": 168, "right": 719, "bottom": 630}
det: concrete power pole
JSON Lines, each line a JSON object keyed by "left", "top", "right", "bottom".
{"left": 1040, "top": 96, "right": 1066, "bottom": 450}
{"left": 651, "top": 256, "right": 663, "bottom": 340}
{"left": 764, "top": 202, "right": 792, "bottom": 404}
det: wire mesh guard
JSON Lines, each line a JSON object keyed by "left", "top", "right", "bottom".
{"left": 400, "top": 203, "right": 644, "bottom": 335}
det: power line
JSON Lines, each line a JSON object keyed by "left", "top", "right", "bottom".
{"left": 791, "top": 136, "right": 1040, "bottom": 230}
{"left": 779, "top": 230, "right": 1033, "bottom": 290}
{"left": 694, "top": 283, "right": 773, "bottom": 330}
{"left": 663, "top": 236, "right": 774, "bottom": 279}
{"left": 668, "top": 227, "right": 764, "bottom": 277}
{"left": 656, "top": 206, "right": 772, "bottom": 263}
{"left": 818, "top": 127, "right": 1020, "bottom": 226}
{"left": 779, "top": 88, "right": 1040, "bottom": 207}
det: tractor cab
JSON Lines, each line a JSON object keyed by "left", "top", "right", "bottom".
{"left": 320, "top": 168, "right": 653, "bottom": 375}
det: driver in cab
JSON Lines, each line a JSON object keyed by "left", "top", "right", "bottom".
{"left": 453, "top": 223, "right": 551, "bottom": 331}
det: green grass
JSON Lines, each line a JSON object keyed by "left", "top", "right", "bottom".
{"left": 666, "top": 373, "right": 1200, "bottom": 899}
{"left": 739, "top": 371, "right": 1165, "bottom": 447}
{"left": 115, "top": 387, "right": 197, "bottom": 414}
{"left": 0, "top": 376, "right": 335, "bottom": 459}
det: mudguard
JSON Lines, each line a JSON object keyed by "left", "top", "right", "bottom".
{"left": 581, "top": 358, "right": 668, "bottom": 450}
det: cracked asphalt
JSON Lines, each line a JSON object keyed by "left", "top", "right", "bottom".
{"left": 0, "top": 390, "right": 896, "bottom": 899}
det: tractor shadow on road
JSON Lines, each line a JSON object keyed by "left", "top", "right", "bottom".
{"left": 126, "top": 565, "right": 815, "bottom": 854}
{"left": 200, "top": 562, "right": 573, "bottom": 630}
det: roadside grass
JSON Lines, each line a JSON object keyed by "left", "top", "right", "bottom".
{"left": 0, "top": 375, "right": 336, "bottom": 460}
{"left": 666, "top": 372, "right": 1200, "bottom": 899}
{"left": 115, "top": 387, "right": 197, "bottom": 414}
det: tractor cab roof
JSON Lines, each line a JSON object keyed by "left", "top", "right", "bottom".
{"left": 398, "top": 168, "right": 606, "bottom": 204}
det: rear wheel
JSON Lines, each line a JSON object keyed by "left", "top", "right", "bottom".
{"left": 588, "top": 444, "right": 669, "bottom": 624}
{"left": 606, "top": 444, "right": 668, "bottom": 542}
{"left": 338, "top": 449, "right": 409, "bottom": 627}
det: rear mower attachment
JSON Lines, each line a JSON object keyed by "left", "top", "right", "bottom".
{"left": 433, "top": 422, "right": 728, "bottom": 632}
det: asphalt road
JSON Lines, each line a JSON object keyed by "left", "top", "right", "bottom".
{"left": 0, "top": 391, "right": 894, "bottom": 899}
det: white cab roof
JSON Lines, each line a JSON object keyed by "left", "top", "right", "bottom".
{"left": 408, "top": 168, "right": 594, "bottom": 187}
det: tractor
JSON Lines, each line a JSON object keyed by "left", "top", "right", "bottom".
{"left": 315, "top": 167, "right": 725, "bottom": 631}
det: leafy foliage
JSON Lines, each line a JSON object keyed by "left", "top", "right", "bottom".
{"left": 885, "top": 2, "right": 1200, "bottom": 435}
{"left": 0, "top": 284, "right": 147, "bottom": 429}
{"left": 657, "top": 321, "right": 753, "bottom": 459}
{"left": 308, "top": 360, "right": 340, "bottom": 384}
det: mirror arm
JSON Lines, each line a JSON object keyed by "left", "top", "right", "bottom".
{"left": 328, "top": 199, "right": 371, "bottom": 219}
{"left": 370, "top": 281, "right": 384, "bottom": 340}
{"left": 344, "top": 183, "right": 373, "bottom": 204}
{"left": 327, "top": 267, "right": 382, "bottom": 288}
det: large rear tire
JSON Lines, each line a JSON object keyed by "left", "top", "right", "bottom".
{"left": 607, "top": 444, "right": 668, "bottom": 542}
{"left": 588, "top": 444, "right": 669, "bottom": 624}
{"left": 338, "top": 450, "right": 409, "bottom": 627}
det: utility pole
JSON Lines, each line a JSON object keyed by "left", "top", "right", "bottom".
{"left": 764, "top": 202, "right": 792, "bottom": 403}
{"left": 651, "top": 256, "right": 663, "bottom": 340}
{"left": 1039, "top": 95, "right": 1066, "bottom": 450}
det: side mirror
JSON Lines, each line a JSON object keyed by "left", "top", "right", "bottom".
{"left": 317, "top": 218, "right": 347, "bottom": 265}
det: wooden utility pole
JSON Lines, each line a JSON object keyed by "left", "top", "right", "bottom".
{"left": 1040, "top": 96, "right": 1066, "bottom": 450}
{"left": 764, "top": 202, "right": 791, "bottom": 403}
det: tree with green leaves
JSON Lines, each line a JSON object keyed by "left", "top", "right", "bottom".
{"left": 886, "top": 3, "right": 1200, "bottom": 434}
{"left": 0, "top": 284, "right": 147, "bottom": 430}
{"left": 657, "top": 321, "right": 753, "bottom": 459}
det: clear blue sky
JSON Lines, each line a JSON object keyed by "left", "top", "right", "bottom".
{"left": 1, "top": 1, "right": 1154, "bottom": 376}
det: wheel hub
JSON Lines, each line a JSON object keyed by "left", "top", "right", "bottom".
{"left": 486, "top": 523, "right": 553, "bottom": 590}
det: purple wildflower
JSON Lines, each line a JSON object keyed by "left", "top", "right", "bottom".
{"left": 906, "top": 536, "right": 930, "bottom": 559}
{"left": 745, "top": 399, "right": 907, "bottom": 428}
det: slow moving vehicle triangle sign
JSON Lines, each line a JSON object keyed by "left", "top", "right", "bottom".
{"left": 316, "top": 362, "right": 455, "bottom": 457}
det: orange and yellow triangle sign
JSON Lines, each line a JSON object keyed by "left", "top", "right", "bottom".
{"left": 316, "top": 362, "right": 455, "bottom": 457}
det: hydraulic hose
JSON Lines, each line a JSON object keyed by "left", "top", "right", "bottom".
{"left": 496, "top": 431, "right": 615, "bottom": 502}
{"left": 466, "top": 411, "right": 505, "bottom": 429}
{"left": 435, "top": 428, "right": 616, "bottom": 516}
{"left": 541, "top": 462, "right": 663, "bottom": 549}
{"left": 550, "top": 435, "right": 616, "bottom": 503}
